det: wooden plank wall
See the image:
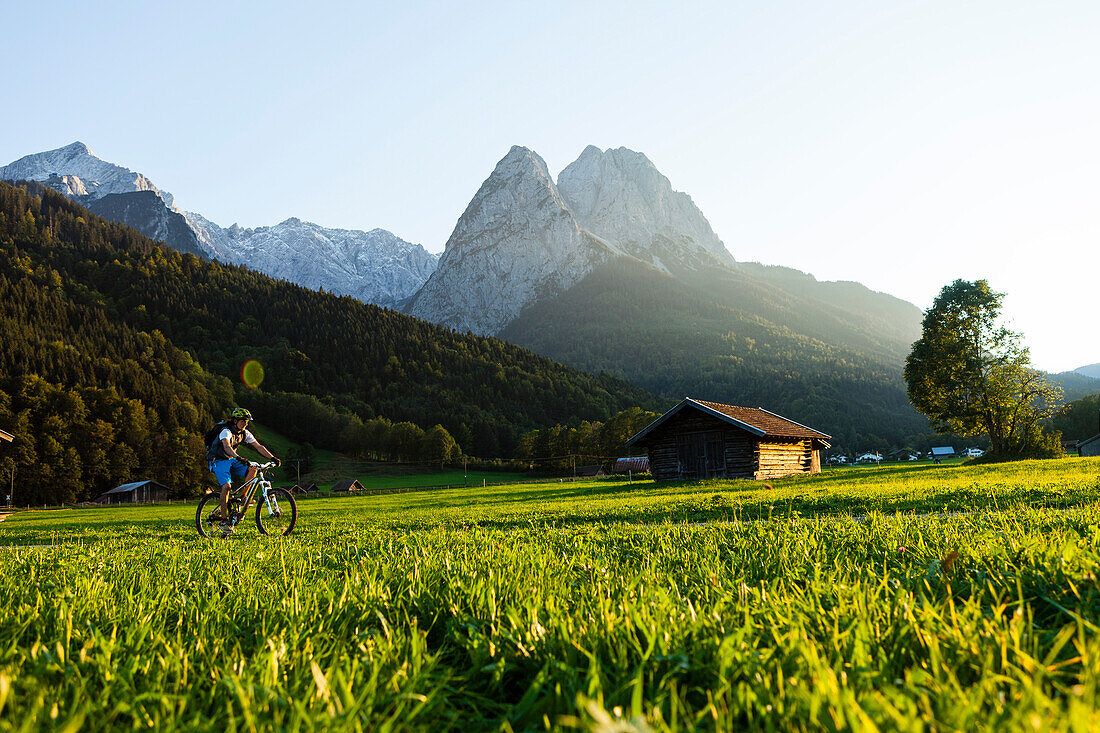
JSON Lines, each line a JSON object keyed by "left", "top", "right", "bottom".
{"left": 642, "top": 411, "right": 757, "bottom": 480}
{"left": 755, "top": 439, "right": 813, "bottom": 480}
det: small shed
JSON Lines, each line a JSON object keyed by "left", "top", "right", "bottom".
{"left": 332, "top": 479, "right": 366, "bottom": 492}
{"left": 625, "top": 398, "right": 830, "bottom": 481}
{"left": 575, "top": 465, "right": 606, "bottom": 477}
{"left": 930, "top": 447, "right": 955, "bottom": 460}
{"left": 613, "top": 456, "right": 650, "bottom": 474}
{"left": 95, "top": 480, "right": 170, "bottom": 505}
{"left": 281, "top": 484, "right": 307, "bottom": 495}
{"left": 1078, "top": 435, "right": 1100, "bottom": 457}
{"left": 304, "top": 483, "right": 319, "bottom": 493}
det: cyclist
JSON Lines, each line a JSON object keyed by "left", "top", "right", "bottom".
{"left": 207, "top": 408, "right": 280, "bottom": 536}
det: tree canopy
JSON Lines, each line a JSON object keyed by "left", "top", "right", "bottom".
{"left": 904, "top": 279, "right": 1062, "bottom": 457}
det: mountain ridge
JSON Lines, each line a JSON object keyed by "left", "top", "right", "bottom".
{"left": 1, "top": 142, "right": 437, "bottom": 308}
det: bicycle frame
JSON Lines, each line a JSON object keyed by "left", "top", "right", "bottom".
{"left": 227, "top": 462, "right": 277, "bottom": 526}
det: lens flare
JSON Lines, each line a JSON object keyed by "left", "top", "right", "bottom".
{"left": 240, "top": 360, "right": 265, "bottom": 388}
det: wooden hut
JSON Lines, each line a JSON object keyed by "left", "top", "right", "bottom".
{"left": 95, "top": 480, "right": 170, "bottom": 504}
{"left": 332, "top": 479, "right": 366, "bottom": 493}
{"left": 624, "top": 398, "right": 830, "bottom": 481}
{"left": 575, "top": 465, "right": 606, "bottom": 477}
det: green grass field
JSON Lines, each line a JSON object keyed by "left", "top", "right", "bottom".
{"left": 243, "top": 426, "right": 525, "bottom": 492}
{"left": 2, "top": 458, "right": 1100, "bottom": 730}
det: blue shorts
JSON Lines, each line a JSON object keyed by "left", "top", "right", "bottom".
{"left": 209, "top": 458, "right": 248, "bottom": 487}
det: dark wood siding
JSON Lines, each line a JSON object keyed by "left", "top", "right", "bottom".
{"left": 639, "top": 410, "right": 757, "bottom": 481}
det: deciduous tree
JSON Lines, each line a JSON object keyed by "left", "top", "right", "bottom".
{"left": 904, "top": 279, "right": 1062, "bottom": 457}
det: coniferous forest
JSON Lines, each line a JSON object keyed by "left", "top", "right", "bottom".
{"left": 0, "top": 182, "right": 659, "bottom": 502}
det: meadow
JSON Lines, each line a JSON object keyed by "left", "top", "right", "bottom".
{"left": 1, "top": 458, "right": 1099, "bottom": 730}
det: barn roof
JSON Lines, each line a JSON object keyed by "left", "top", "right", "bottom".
{"left": 100, "top": 480, "right": 165, "bottom": 495}
{"left": 332, "top": 479, "right": 365, "bottom": 492}
{"left": 613, "top": 456, "right": 650, "bottom": 473}
{"left": 1077, "top": 434, "right": 1100, "bottom": 449}
{"left": 625, "top": 398, "right": 831, "bottom": 447}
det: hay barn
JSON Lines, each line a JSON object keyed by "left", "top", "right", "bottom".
{"left": 95, "top": 480, "right": 170, "bottom": 504}
{"left": 625, "top": 398, "right": 830, "bottom": 481}
{"left": 332, "top": 479, "right": 366, "bottom": 492}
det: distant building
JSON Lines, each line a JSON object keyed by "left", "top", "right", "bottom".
{"left": 1077, "top": 435, "right": 1100, "bottom": 457}
{"left": 625, "top": 398, "right": 830, "bottom": 481}
{"left": 575, "top": 465, "right": 606, "bottom": 477}
{"left": 613, "top": 456, "right": 650, "bottom": 474}
{"left": 95, "top": 480, "right": 170, "bottom": 505}
{"left": 930, "top": 447, "right": 955, "bottom": 461}
{"left": 332, "top": 479, "right": 366, "bottom": 492}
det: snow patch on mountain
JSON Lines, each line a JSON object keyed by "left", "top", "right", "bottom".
{"left": 0, "top": 141, "right": 174, "bottom": 208}
{"left": 221, "top": 218, "right": 438, "bottom": 307}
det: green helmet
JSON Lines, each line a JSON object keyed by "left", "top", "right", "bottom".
{"left": 230, "top": 407, "right": 253, "bottom": 421}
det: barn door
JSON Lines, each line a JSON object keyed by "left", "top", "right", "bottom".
{"left": 678, "top": 432, "right": 726, "bottom": 478}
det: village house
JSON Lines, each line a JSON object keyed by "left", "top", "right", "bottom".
{"left": 624, "top": 398, "right": 830, "bottom": 481}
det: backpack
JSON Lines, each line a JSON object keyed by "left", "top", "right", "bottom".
{"left": 204, "top": 421, "right": 243, "bottom": 461}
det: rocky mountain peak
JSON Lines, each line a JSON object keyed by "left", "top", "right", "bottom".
{"left": 61, "top": 141, "right": 92, "bottom": 156}
{"left": 557, "top": 145, "right": 733, "bottom": 269}
{"left": 405, "top": 145, "right": 616, "bottom": 334}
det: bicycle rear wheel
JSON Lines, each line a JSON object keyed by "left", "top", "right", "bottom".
{"left": 255, "top": 488, "right": 296, "bottom": 536}
{"left": 195, "top": 493, "right": 225, "bottom": 538}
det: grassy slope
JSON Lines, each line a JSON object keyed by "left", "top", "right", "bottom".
{"left": 2, "top": 459, "right": 1100, "bottom": 730}
{"left": 248, "top": 422, "right": 336, "bottom": 472}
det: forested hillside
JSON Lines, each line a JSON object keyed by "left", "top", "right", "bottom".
{"left": 0, "top": 182, "right": 658, "bottom": 501}
{"left": 1050, "top": 394, "right": 1100, "bottom": 442}
{"left": 502, "top": 257, "right": 928, "bottom": 450}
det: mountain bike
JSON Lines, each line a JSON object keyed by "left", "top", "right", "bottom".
{"left": 195, "top": 461, "right": 297, "bottom": 538}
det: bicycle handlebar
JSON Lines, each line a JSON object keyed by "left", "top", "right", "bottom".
{"left": 250, "top": 461, "right": 278, "bottom": 471}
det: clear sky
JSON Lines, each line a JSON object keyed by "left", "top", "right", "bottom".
{"left": 2, "top": 0, "right": 1097, "bottom": 372}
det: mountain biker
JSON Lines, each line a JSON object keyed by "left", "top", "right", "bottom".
{"left": 207, "top": 408, "right": 280, "bottom": 536}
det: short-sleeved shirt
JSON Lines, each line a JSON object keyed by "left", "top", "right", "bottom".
{"left": 219, "top": 428, "right": 258, "bottom": 447}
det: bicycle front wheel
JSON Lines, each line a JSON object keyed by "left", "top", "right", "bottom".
{"left": 255, "top": 488, "right": 297, "bottom": 536}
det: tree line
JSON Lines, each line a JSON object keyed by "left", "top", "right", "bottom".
{"left": 240, "top": 390, "right": 461, "bottom": 465}
{"left": 513, "top": 407, "right": 660, "bottom": 470}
